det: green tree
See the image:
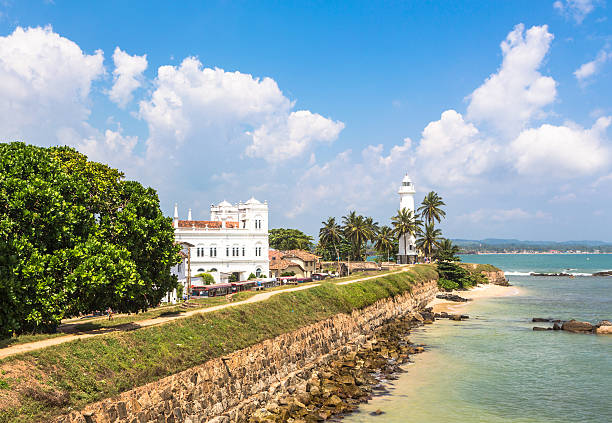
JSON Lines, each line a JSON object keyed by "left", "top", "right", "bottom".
{"left": 417, "top": 191, "right": 446, "bottom": 226}
{"left": 247, "top": 273, "right": 257, "bottom": 280}
{"left": 391, "top": 208, "right": 422, "bottom": 263}
{"left": 374, "top": 226, "right": 395, "bottom": 262}
{"left": 319, "top": 217, "right": 342, "bottom": 271}
{"left": 195, "top": 272, "right": 215, "bottom": 285}
{"left": 342, "top": 212, "right": 374, "bottom": 261}
{"left": 416, "top": 223, "right": 442, "bottom": 259}
{"left": 437, "top": 261, "right": 475, "bottom": 290}
{"left": 435, "top": 238, "right": 461, "bottom": 262}
{"left": 268, "top": 228, "right": 314, "bottom": 251}
{"left": 0, "top": 142, "right": 180, "bottom": 337}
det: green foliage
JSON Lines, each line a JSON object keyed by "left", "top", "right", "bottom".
{"left": 0, "top": 265, "right": 437, "bottom": 422}
{"left": 435, "top": 238, "right": 461, "bottom": 262}
{"left": 0, "top": 142, "right": 180, "bottom": 337}
{"left": 247, "top": 273, "right": 257, "bottom": 280}
{"left": 280, "top": 271, "right": 295, "bottom": 277}
{"left": 268, "top": 228, "right": 314, "bottom": 251}
{"left": 176, "top": 283, "right": 184, "bottom": 299}
{"left": 228, "top": 273, "right": 239, "bottom": 283}
{"left": 436, "top": 261, "right": 477, "bottom": 289}
{"left": 418, "top": 191, "right": 446, "bottom": 226}
{"left": 342, "top": 211, "right": 377, "bottom": 261}
{"left": 416, "top": 223, "right": 442, "bottom": 259}
{"left": 437, "top": 278, "right": 459, "bottom": 291}
{"left": 195, "top": 273, "right": 215, "bottom": 285}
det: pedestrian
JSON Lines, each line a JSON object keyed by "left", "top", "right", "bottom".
{"left": 106, "top": 307, "right": 113, "bottom": 320}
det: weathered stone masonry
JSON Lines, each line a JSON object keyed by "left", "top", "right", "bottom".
{"left": 59, "top": 279, "right": 438, "bottom": 423}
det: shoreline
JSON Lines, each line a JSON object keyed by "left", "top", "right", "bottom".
{"left": 427, "top": 283, "right": 522, "bottom": 314}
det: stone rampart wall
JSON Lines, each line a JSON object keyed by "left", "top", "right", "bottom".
{"left": 59, "top": 279, "right": 438, "bottom": 423}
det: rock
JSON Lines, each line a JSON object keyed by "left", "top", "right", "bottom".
{"left": 552, "top": 323, "right": 561, "bottom": 330}
{"left": 435, "top": 293, "right": 470, "bottom": 302}
{"left": 449, "top": 315, "right": 462, "bottom": 321}
{"left": 592, "top": 271, "right": 612, "bottom": 277}
{"left": 561, "top": 320, "right": 594, "bottom": 333}
{"left": 596, "top": 320, "right": 612, "bottom": 327}
{"left": 532, "top": 318, "right": 551, "bottom": 322}
{"left": 532, "top": 327, "right": 549, "bottom": 331}
{"left": 369, "top": 409, "right": 385, "bottom": 416}
{"left": 460, "top": 315, "right": 469, "bottom": 320}
{"left": 595, "top": 325, "right": 612, "bottom": 335}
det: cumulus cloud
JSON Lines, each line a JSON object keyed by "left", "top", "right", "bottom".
{"left": 574, "top": 48, "right": 611, "bottom": 83}
{"left": 467, "top": 24, "right": 556, "bottom": 136}
{"left": 416, "top": 110, "right": 497, "bottom": 185}
{"left": 509, "top": 116, "right": 611, "bottom": 177}
{"left": 108, "top": 47, "right": 148, "bottom": 108}
{"left": 0, "top": 25, "right": 104, "bottom": 142}
{"left": 139, "top": 57, "right": 343, "bottom": 162}
{"left": 554, "top": 0, "right": 599, "bottom": 23}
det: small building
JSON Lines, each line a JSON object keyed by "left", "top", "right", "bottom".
{"left": 268, "top": 249, "right": 319, "bottom": 278}
{"left": 397, "top": 174, "right": 418, "bottom": 264}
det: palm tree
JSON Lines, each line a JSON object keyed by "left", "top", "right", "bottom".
{"left": 418, "top": 191, "right": 446, "bottom": 226}
{"left": 416, "top": 223, "right": 442, "bottom": 260}
{"left": 374, "top": 226, "right": 395, "bottom": 262}
{"left": 319, "top": 217, "right": 342, "bottom": 273}
{"left": 435, "top": 238, "right": 461, "bottom": 262}
{"left": 391, "top": 208, "right": 422, "bottom": 264}
{"left": 342, "top": 212, "right": 373, "bottom": 261}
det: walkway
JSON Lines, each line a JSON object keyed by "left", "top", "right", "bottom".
{"left": 0, "top": 268, "right": 409, "bottom": 360}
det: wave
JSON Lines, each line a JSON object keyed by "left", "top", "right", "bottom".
{"left": 505, "top": 272, "right": 532, "bottom": 276}
{"left": 505, "top": 271, "right": 595, "bottom": 277}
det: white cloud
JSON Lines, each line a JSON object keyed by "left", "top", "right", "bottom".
{"left": 416, "top": 110, "right": 497, "bottom": 185}
{"left": 574, "top": 48, "right": 611, "bottom": 83}
{"left": 467, "top": 24, "right": 556, "bottom": 136}
{"left": 78, "top": 128, "right": 143, "bottom": 173}
{"left": 554, "top": 0, "right": 599, "bottom": 23}
{"left": 0, "top": 25, "right": 104, "bottom": 143}
{"left": 458, "top": 208, "right": 550, "bottom": 223}
{"left": 108, "top": 47, "right": 148, "bottom": 108}
{"left": 246, "top": 110, "right": 344, "bottom": 161}
{"left": 139, "top": 57, "right": 343, "bottom": 162}
{"left": 510, "top": 116, "right": 611, "bottom": 177}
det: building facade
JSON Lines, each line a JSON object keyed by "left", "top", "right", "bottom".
{"left": 268, "top": 249, "right": 319, "bottom": 278}
{"left": 173, "top": 198, "right": 270, "bottom": 284}
{"left": 397, "top": 174, "right": 418, "bottom": 264}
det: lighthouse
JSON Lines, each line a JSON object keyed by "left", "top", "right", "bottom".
{"left": 397, "top": 174, "right": 418, "bottom": 264}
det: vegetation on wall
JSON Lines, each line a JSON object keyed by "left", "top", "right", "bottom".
{"left": 0, "top": 142, "right": 180, "bottom": 337}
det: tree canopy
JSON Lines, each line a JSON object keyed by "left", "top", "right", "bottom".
{"left": 0, "top": 142, "right": 180, "bottom": 336}
{"left": 268, "top": 228, "right": 314, "bottom": 251}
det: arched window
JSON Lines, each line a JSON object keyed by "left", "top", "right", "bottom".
{"left": 209, "top": 268, "right": 218, "bottom": 272}
{"left": 256, "top": 268, "right": 262, "bottom": 277}
{"left": 197, "top": 268, "right": 205, "bottom": 272}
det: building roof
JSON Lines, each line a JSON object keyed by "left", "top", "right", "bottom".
{"left": 177, "top": 220, "right": 240, "bottom": 229}
{"left": 269, "top": 258, "right": 304, "bottom": 271}
{"left": 245, "top": 197, "right": 261, "bottom": 205}
{"left": 282, "top": 249, "right": 318, "bottom": 262}
{"left": 218, "top": 200, "right": 232, "bottom": 207}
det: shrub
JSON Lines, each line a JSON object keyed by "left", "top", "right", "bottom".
{"left": 195, "top": 273, "right": 215, "bottom": 285}
{"left": 281, "top": 271, "right": 296, "bottom": 277}
{"left": 437, "top": 261, "right": 478, "bottom": 289}
{"left": 248, "top": 273, "right": 257, "bottom": 280}
{"left": 438, "top": 278, "right": 459, "bottom": 291}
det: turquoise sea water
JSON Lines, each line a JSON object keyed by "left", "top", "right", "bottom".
{"left": 344, "top": 254, "right": 612, "bottom": 423}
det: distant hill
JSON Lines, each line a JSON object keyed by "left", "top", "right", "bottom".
{"left": 452, "top": 238, "right": 612, "bottom": 252}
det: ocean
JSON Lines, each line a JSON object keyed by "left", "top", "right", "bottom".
{"left": 343, "top": 254, "right": 612, "bottom": 423}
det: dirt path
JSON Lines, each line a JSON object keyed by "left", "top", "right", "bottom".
{"left": 0, "top": 268, "right": 410, "bottom": 360}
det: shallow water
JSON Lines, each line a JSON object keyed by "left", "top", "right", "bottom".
{"left": 344, "top": 254, "right": 612, "bottom": 423}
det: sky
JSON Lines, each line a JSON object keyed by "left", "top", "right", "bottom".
{"left": 1, "top": 0, "right": 611, "bottom": 241}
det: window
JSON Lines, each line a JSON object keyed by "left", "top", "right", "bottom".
{"left": 232, "top": 247, "right": 239, "bottom": 257}
{"left": 255, "top": 246, "right": 262, "bottom": 256}
{"left": 256, "top": 268, "right": 261, "bottom": 277}
{"left": 226, "top": 246, "right": 230, "bottom": 256}
{"left": 242, "top": 247, "right": 245, "bottom": 256}
{"left": 197, "top": 268, "right": 205, "bottom": 272}
{"left": 210, "top": 247, "right": 217, "bottom": 257}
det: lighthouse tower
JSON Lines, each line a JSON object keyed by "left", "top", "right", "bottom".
{"left": 398, "top": 174, "right": 418, "bottom": 264}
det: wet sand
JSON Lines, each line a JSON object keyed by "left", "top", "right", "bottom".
{"left": 427, "top": 283, "right": 522, "bottom": 314}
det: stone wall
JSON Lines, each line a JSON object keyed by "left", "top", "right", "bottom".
{"left": 58, "top": 279, "right": 438, "bottom": 423}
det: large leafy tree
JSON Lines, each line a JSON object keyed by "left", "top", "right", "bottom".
{"left": 417, "top": 191, "right": 446, "bottom": 226}
{"left": 268, "top": 228, "right": 314, "bottom": 251}
{"left": 0, "top": 143, "right": 180, "bottom": 336}
{"left": 391, "top": 208, "right": 421, "bottom": 263}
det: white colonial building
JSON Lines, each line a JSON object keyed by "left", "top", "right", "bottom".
{"left": 173, "top": 198, "right": 270, "bottom": 284}
{"left": 398, "top": 174, "right": 418, "bottom": 264}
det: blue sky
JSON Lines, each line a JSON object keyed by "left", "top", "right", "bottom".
{"left": 1, "top": 1, "right": 611, "bottom": 241}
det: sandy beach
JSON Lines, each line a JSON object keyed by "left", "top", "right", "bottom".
{"left": 427, "top": 283, "right": 522, "bottom": 314}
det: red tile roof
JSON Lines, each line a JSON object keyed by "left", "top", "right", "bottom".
{"left": 269, "top": 259, "right": 304, "bottom": 271}
{"left": 281, "top": 249, "right": 318, "bottom": 262}
{"left": 177, "top": 220, "right": 240, "bottom": 229}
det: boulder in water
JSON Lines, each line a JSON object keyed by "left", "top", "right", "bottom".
{"left": 532, "top": 318, "right": 551, "bottom": 322}
{"left": 561, "top": 320, "right": 594, "bottom": 333}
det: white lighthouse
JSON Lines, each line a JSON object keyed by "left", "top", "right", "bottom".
{"left": 397, "top": 174, "right": 418, "bottom": 264}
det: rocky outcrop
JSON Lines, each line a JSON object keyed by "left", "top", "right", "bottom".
{"left": 58, "top": 279, "right": 438, "bottom": 423}
{"left": 482, "top": 270, "right": 508, "bottom": 285}
{"left": 561, "top": 320, "right": 594, "bottom": 333}
{"left": 436, "top": 293, "right": 471, "bottom": 302}
{"left": 592, "top": 271, "right": 612, "bottom": 277}
{"left": 532, "top": 319, "right": 612, "bottom": 335}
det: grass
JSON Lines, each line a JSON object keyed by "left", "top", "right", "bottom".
{"left": 0, "top": 265, "right": 437, "bottom": 423}
{"left": 459, "top": 263, "right": 502, "bottom": 274}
